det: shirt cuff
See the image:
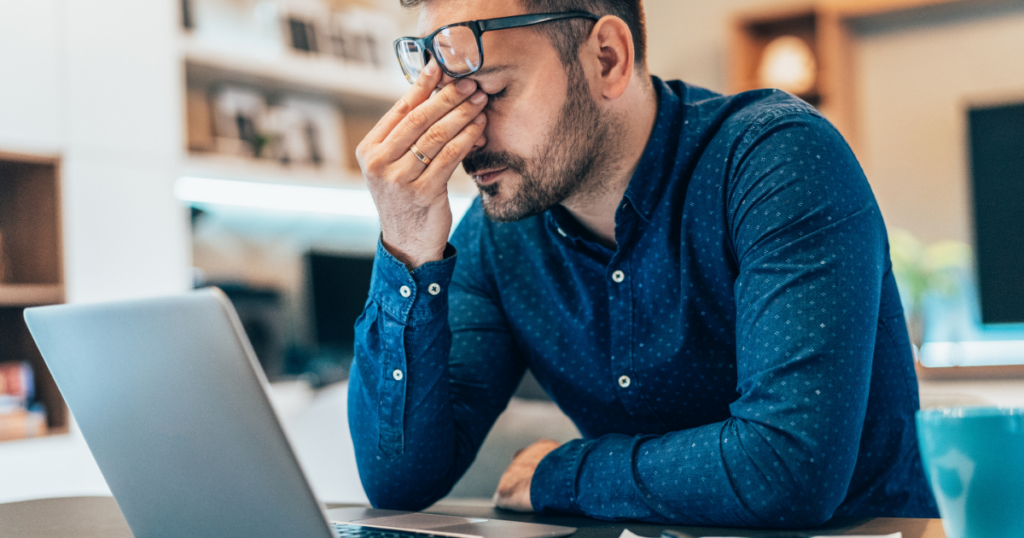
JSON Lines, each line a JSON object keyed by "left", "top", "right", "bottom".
{"left": 369, "top": 238, "right": 457, "bottom": 325}
{"left": 530, "top": 439, "right": 590, "bottom": 515}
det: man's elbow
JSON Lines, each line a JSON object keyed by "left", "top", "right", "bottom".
{"left": 363, "top": 483, "right": 443, "bottom": 513}
{"left": 743, "top": 478, "right": 846, "bottom": 528}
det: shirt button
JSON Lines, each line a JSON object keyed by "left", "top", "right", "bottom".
{"left": 392, "top": 369, "right": 404, "bottom": 381}
{"left": 618, "top": 375, "right": 631, "bottom": 388}
{"left": 612, "top": 270, "right": 626, "bottom": 283}
{"left": 399, "top": 286, "right": 412, "bottom": 298}
{"left": 428, "top": 283, "right": 441, "bottom": 295}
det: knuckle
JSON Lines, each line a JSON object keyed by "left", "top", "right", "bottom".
{"left": 438, "top": 142, "right": 463, "bottom": 164}
{"left": 405, "top": 108, "right": 429, "bottom": 130}
{"left": 391, "top": 98, "right": 412, "bottom": 116}
{"left": 423, "top": 125, "right": 449, "bottom": 147}
{"left": 364, "top": 156, "right": 386, "bottom": 178}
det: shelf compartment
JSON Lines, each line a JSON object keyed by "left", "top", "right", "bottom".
{"left": 0, "top": 306, "right": 67, "bottom": 434}
{"left": 0, "top": 154, "right": 62, "bottom": 288}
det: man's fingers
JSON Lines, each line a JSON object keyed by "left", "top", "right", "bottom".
{"left": 412, "top": 113, "right": 487, "bottom": 186}
{"left": 379, "top": 78, "right": 480, "bottom": 161}
{"left": 402, "top": 91, "right": 488, "bottom": 163}
{"left": 365, "top": 60, "right": 441, "bottom": 146}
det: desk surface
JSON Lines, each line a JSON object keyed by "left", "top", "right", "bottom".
{"left": 0, "top": 497, "right": 946, "bottom": 538}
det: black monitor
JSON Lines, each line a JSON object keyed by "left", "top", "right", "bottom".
{"left": 968, "top": 101, "right": 1024, "bottom": 324}
{"left": 306, "top": 252, "right": 375, "bottom": 355}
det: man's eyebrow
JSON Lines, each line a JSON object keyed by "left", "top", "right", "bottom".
{"left": 472, "top": 65, "right": 513, "bottom": 77}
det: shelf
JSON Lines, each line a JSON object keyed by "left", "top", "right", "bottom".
{"left": 0, "top": 285, "right": 63, "bottom": 307}
{"left": 182, "top": 154, "right": 365, "bottom": 189}
{"left": 181, "top": 153, "right": 479, "bottom": 197}
{"left": 181, "top": 34, "right": 407, "bottom": 109}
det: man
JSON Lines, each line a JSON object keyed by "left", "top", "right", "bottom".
{"left": 349, "top": 0, "right": 938, "bottom": 527}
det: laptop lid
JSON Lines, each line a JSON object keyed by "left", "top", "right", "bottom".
{"left": 24, "top": 288, "right": 335, "bottom": 538}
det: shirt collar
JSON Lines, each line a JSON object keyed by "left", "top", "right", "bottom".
{"left": 544, "top": 76, "right": 687, "bottom": 240}
{"left": 621, "top": 76, "right": 685, "bottom": 223}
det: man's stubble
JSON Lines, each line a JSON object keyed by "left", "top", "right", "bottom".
{"left": 462, "top": 60, "right": 622, "bottom": 223}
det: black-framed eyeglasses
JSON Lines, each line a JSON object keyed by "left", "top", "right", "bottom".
{"left": 393, "top": 11, "right": 600, "bottom": 84}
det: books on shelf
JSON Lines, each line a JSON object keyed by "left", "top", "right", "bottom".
{"left": 0, "top": 362, "right": 46, "bottom": 441}
{"left": 185, "top": 0, "right": 402, "bottom": 73}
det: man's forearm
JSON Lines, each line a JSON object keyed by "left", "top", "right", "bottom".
{"left": 348, "top": 241, "right": 467, "bottom": 509}
{"left": 348, "top": 237, "right": 526, "bottom": 509}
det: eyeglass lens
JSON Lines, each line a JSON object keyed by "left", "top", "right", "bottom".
{"left": 432, "top": 26, "right": 481, "bottom": 77}
{"left": 396, "top": 40, "right": 425, "bottom": 82}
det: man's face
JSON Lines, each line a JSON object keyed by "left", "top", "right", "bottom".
{"left": 419, "top": 1, "right": 615, "bottom": 222}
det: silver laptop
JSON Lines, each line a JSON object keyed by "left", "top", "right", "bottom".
{"left": 24, "top": 288, "right": 575, "bottom": 538}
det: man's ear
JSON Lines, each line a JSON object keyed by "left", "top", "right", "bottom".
{"left": 585, "top": 15, "right": 635, "bottom": 100}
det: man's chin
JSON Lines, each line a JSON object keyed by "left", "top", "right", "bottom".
{"left": 479, "top": 191, "right": 552, "bottom": 223}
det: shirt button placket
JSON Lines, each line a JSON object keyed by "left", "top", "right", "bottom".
{"left": 609, "top": 266, "right": 634, "bottom": 401}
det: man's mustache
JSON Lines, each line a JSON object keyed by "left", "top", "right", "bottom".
{"left": 462, "top": 150, "right": 526, "bottom": 176}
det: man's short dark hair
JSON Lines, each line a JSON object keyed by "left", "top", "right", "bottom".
{"left": 400, "top": 0, "right": 647, "bottom": 69}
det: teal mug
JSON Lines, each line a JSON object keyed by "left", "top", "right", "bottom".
{"left": 916, "top": 407, "right": 1024, "bottom": 538}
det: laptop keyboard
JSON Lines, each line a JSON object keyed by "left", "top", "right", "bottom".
{"left": 333, "top": 523, "right": 447, "bottom": 538}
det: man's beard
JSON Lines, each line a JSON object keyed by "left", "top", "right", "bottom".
{"left": 462, "top": 61, "right": 616, "bottom": 223}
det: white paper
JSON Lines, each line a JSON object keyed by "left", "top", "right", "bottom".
{"left": 619, "top": 530, "right": 902, "bottom": 538}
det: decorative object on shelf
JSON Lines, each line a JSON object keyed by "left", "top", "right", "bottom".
{"left": 329, "top": 8, "right": 399, "bottom": 69}
{"left": 211, "top": 84, "right": 269, "bottom": 157}
{"left": 282, "top": 0, "right": 330, "bottom": 54}
{"left": 731, "top": 9, "right": 820, "bottom": 104}
{"left": 757, "top": 35, "right": 817, "bottom": 97}
{"left": 0, "top": 362, "right": 34, "bottom": 408}
{"left": 269, "top": 96, "right": 346, "bottom": 168}
{"left": 206, "top": 84, "right": 346, "bottom": 168}
{"left": 889, "top": 228, "right": 971, "bottom": 351}
{"left": 0, "top": 361, "right": 46, "bottom": 441}
{"left": 188, "top": 0, "right": 284, "bottom": 54}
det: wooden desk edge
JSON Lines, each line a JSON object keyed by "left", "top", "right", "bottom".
{"left": 0, "top": 497, "right": 945, "bottom": 538}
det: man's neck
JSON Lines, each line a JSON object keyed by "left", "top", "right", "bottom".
{"left": 561, "top": 78, "right": 659, "bottom": 250}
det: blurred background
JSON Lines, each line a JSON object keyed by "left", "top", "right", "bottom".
{"left": 1, "top": 0, "right": 1023, "bottom": 507}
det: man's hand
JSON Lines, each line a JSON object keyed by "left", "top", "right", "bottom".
{"left": 493, "top": 439, "right": 561, "bottom": 512}
{"left": 356, "top": 59, "right": 489, "bottom": 269}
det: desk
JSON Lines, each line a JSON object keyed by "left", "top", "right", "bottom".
{"left": 0, "top": 497, "right": 945, "bottom": 538}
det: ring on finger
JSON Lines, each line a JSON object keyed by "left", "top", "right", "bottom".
{"left": 410, "top": 144, "right": 432, "bottom": 165}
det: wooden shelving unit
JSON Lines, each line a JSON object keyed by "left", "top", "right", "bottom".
{"left": 0, "top": 152, "right": 67, "bottom": 440}
{"left": 729, "top": 0, "right": 1003, "bottom": 154}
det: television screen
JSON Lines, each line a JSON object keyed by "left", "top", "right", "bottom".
{"left": 306, "top": 252, "right": 375, "bottom": 353}
{"left": 968, "top": 101, "right": 1024, "bottom": 324}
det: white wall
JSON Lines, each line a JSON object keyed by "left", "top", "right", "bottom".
{"left": 644, "top": 0, "right": 767, "bottom": 93}
{"left": 0, "top": 1, "right": 63, "bottom": 155}
{"left": 0, "top": 0, "right": 193, "bottom": 302}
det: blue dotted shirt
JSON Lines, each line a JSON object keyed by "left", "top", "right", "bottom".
{"left": 348, "top": 77, "right": 939, "bottom": 527}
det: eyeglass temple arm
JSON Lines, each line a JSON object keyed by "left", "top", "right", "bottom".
{"left": 477, "top": 11, "right": 600, "bottom": 32}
